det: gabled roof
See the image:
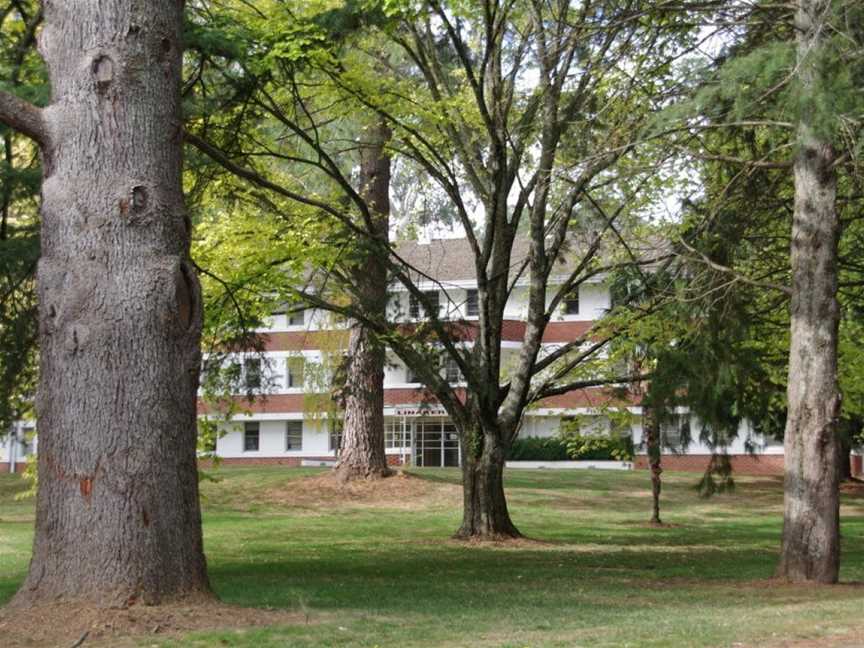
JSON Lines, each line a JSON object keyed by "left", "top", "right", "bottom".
{"left": 394, "top": 238, "right": 484, "bottom": 283}
{"left": 393, "top": 235, "right": 625, "bottom": 284}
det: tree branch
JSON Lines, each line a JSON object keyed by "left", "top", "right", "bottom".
{"left": 677, "top": 238, "right": 792, "bottom": 295}
{"left": 531, "top": 373, "right": 651, "bottom": 403}
{"left": 0, "top": 91, "right": 47, "bottom": 146}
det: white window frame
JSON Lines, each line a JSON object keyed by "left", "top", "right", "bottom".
{"left": 285, "top": 420, "right": 303, "bottom": 451}
{"left": 286, "top": 357, "right": 305, "bottom": 389}
{"left": 243, "top": 422, "right": 260, "bottom": 452}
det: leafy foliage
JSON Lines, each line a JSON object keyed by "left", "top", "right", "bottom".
{"left": 560, "top": 432, "right": 635, "bottom": 462}
{"left": 0, "top": 0, "right": 46, "bottom": 435}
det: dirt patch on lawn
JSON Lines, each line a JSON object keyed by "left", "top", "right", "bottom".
{"left": 264, "top": 470, "right": 461, "bottom": 511}
{"left": 446, "top": 535, "right": 556, "bottom": 550}
{"left": 742, "top": 627, "right": 864, "bottom": 648}
{"left": 0, "top": 598, "right": 308, "bottom": 648}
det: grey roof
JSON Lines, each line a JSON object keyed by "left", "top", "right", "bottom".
{"left": 393, "top": 234, "right": 642, "bottom": 284}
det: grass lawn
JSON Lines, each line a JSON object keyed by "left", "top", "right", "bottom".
{"left": 3, "top": 467, "right": 864, "bottom": 647}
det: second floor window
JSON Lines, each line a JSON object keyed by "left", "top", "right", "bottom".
{"left": 243, "top": 422, "right": 260, "bottom": 452}
{"left": 443, "top": 357, "right": 462, "bottom": 384}
{"left": 466, "top": 289, "right": 479, "bottom": 317}
{"left": 286, "top": 358, "right": 304, "bottom": 388}
{"left": 244, "top": 358, "right": 262, "bottom": 389}
{"left": 409, "top": 290, "right": 440, "bottom": 319}
{"left": 564, "top": 288, "right": 580, "bottom": 315}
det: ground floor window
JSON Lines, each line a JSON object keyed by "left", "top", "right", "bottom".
{"left": 243, "top": 422, "right": 260, "bottom": 452}
{"left": 329, "top": 421, "right": 343, "bottom": 453}
{"left": 285, "top": 420, "right": 303, "bottom": 450}
{"left": 385, "top": 420, "right": 412, "bottom": 449}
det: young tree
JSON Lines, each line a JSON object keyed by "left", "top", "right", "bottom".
{"left": 0, "top": 0, "right": 209, "bottom": 604}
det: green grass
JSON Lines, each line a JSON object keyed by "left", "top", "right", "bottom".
{"left": 3, "top": 466, "right": 864, "bottom": 647}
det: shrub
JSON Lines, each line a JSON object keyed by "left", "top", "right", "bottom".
{"left": 560, "top": 431, "right": 634, "bottom": 461}
{"left": 507, "top": 436, "right": 570, "bottom": 461}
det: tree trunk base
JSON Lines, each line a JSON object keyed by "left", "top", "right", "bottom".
{"left": 9, "top": 583, "right": 213, "bottom": 610}
{"left": 775, "top": 564, "right": 838, "bottom": 585}
{"left": 333, "top": 462, "right": 394, "bottom": 483}
{"left": 457, "top": 438, "right": 522, "bottom": 540}
{"left": 452, "top": 525, "right": 523, "bottom": 542}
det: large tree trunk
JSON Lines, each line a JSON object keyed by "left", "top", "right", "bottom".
{"left": 335, "top": 324, "right": 390, "bottom": 480}
{"left": 334, "top": 121, "right": 392, "bottom": 481}
{"left": 14, "top": 0, "right": 209, "bottom": 605}
{"left": 777, "top": 0, "right": 842, "bottom": 585}
{"left": 644, "top": 406, "right": 663, "bottom": 525}
{"left": 455, "top": 425, "right": 521, "bottom": 539}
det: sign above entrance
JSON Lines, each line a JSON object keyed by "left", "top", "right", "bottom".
{"left": 394, "top": 407, "right": 448, "bottom": 417}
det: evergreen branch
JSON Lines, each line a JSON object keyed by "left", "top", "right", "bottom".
{"left": 677, "top": 238, "right": 792, "bottom": 296}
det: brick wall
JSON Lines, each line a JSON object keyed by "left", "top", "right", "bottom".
{"left": 0, "top": 462, "right": 27, "bottom": 474}
{"left": 634, "top": 454, "right": 784, "bottom": 476}
{"left": 199, "top": 453, "right": 409, "bottom": 468}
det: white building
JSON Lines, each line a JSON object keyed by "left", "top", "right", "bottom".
{"left": 202, "top": 237, "right": 786, "bottom": 475}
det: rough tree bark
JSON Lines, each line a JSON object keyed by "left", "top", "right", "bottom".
{"left": 1, "top": 0, "right": 210, "bottom": 605}
{"left": 776, "top": 0, "right": 842, "bottom": 585}
{"left": 455, "top": 423, "right": 520, "bottom": 539}
{"left": 334, "top": 121, "right": 392, "bottom": 481}
{"left": 643, "top": 406, "right": 663, "bottom": 525}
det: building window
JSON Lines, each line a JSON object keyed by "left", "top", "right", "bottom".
{"left": 443, "top": 356, "right": 462, "bottom": 384}
{"left": 244, "top": 358, "right": 262, "bottom": 389}
{"left": 227, "top": 361, "right": 242, "bottom": 385}
{"left": 406, "top": 365, "right": 420, "bottom": 384}
{"left": 661, "top": 415, "right": 690, "bottom": 448}
{"left": 288, "top": 309, "right": 305, "bottom": 326}
{"left": 466, "top": 289, "right": 479, "bottom": 317}
{"left": 409, "top": 290, "right": 440, "bottom": 319}
{"left": 285, "top": 420, "right": 303, "bottom": 450}
{"left": 564, "top": 287, "right": 580, "bottom": 315}
{"left": 329, "top": 422, "right": 343, "bottom": 453}
{"left": 286, "top": 357, "right": 305, "bottom": 388}
{"left": 243, "top": 422, "right": 260, "bottom": 452}
{"left": 385, "top": 421, "right": 411, "bottom": 449}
